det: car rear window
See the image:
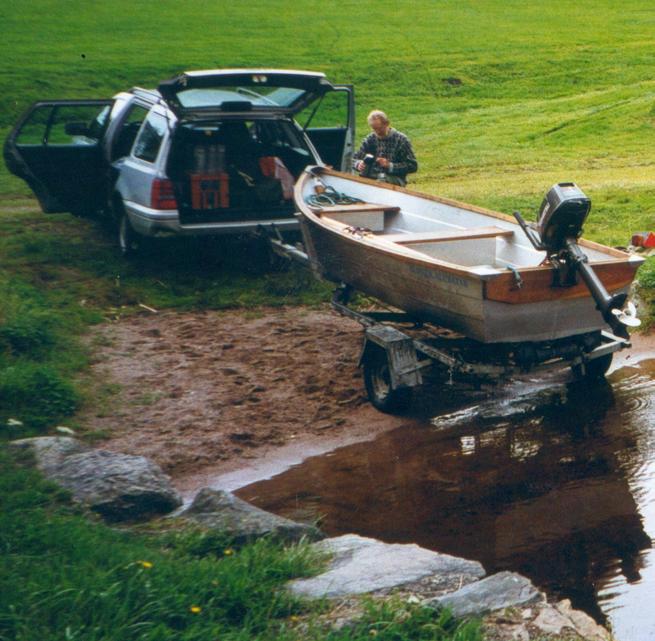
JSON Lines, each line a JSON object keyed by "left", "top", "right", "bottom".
{"left": 176, "top": 87, "right": 305, "bottom": 109}
{"left": 133, "top": 111, "right": 168, "bottom": 163}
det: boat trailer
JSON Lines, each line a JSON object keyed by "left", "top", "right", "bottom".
{"left": 331, "top": 285, "right": 629, "bottom": 412}
{"left": 263, "top": 227, "right": 630, "bottom": 413}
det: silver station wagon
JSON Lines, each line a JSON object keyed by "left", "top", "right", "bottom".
{"left": 4, "top": 69, "right": 355, "bottom": 254}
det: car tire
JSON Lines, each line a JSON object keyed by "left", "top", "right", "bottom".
{"left": 571, "top": 353, "right": 613, "bottom": 380}
{"left": 363, "top": 349, "right": 413, "bottom": 414}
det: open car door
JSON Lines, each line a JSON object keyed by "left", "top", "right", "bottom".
{"left": 4, "top": 100, "right": 114, "bottom": 214}
{"left": 298, "top": 84, "right": 355, "bottom": 172}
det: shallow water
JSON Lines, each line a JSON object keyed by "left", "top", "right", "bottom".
{"left": 237, "top": 360, "right": 655, "bottom": 641}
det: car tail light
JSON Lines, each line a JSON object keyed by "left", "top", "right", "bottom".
{"left": 150, "top": 178, "right": 177, "bottom": 210}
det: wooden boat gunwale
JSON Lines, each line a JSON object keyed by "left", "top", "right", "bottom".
{"left": 295, "top": 167, "right": 640, "bottom": 289}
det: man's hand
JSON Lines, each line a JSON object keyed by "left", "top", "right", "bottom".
{"left": 355, "top": 160, "right": 365, "bottom": 172}
{"left": 376, "top": 157, "right": 390, "bottom": 169}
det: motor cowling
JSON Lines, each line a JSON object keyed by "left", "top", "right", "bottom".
{"left": 514, "top": 183, "right": 640, "bottom": 338}
{"left": 537, "top": 182, "right": 590, "bottom": 254}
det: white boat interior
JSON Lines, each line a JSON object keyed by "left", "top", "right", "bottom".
{"left": 304, "top": 173, "right": 620, "bottom": 276}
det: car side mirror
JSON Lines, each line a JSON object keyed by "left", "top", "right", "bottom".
{"left": 64, "top": 122, "right": 90, "bottom": 136}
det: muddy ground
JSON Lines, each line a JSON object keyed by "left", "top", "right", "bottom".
{"left": 83, "top": 306, "right": 411, "bottom": 492}
{"left": 83, "top": 305, "right": 655, "bottom": 495}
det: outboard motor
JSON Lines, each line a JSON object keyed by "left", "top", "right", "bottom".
{"left": 514, "top": 183, "right": 640, "bottom": 338}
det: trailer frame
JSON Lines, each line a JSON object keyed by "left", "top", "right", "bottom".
{"left": 264, "top": 229, "right": 632, "bottom": 413}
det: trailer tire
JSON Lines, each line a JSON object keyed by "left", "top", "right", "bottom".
{"left": 363, "top": 350, "right": 413, "bottom": 413}
{"left": 572, "top": 353, "right": 613, "bottom": 380}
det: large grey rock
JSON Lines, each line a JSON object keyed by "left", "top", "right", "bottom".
{"left": 179, "top": 488, "right": 323, "bottom": 544}
{"left": 288, "top": 534, "right": 485, "bottom": 598}
{"left": 427, "top": 571, "right": 545, "bottom": 618}
{"left": 47, "top": 449, "right": 182, "bottom": 522}
{"left": 9, "top": 436, "right": 90, "bottom": 473}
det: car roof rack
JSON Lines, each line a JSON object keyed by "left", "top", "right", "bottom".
{"left": 129, "top": 87, "right": 162, "bottom": 101}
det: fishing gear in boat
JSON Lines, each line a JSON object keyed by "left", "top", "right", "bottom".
{"left": 514, "top": 183, "right": 640, "bottom": 338}
{"left": 304, "top": 184, "right": 363, "bottom": 208}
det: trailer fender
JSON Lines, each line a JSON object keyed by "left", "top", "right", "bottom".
{"left": 359, "top": 325, "right": 422, "bottom": 389}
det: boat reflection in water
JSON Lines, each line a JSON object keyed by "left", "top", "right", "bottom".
{"left": 237, "top": 362, "right": 655, "bottom": 639}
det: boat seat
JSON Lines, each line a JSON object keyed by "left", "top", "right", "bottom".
{"left": 311, "top": 203, "right": 400, "bottom": 215}
{"left": 317, "top": 203, "right": 400, "bottom": 233}
{"left": 383, "top": 225, "right": 514, "bottom": 244}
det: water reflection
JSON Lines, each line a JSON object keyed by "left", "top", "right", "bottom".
{"left": 237, "top": 361, "right": 655, "bottom": 641}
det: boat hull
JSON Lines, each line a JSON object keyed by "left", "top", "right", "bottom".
{"left": 296, "top": 168, "right": 643, "bottom": 344}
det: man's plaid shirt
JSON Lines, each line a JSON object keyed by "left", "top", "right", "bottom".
{"left": 353, "top": 128, "right": 418, "bottom": 182}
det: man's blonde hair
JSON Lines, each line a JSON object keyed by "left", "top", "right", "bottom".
{"left": 367, "top": 110, "right": 390, "bottom": 126}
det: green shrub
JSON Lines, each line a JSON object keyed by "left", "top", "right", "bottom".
{"left": 0, "top": 311, "right": 57, "bottom": 357}
{"left": 0, "top": 363, "right": 79, "bottom": 430}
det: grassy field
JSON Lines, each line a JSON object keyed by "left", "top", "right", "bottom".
{"left": 2, "top": 0, "right": 655, "bottom": 244}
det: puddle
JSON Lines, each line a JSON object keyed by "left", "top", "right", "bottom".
{"left": 236, "top": 360, "right": 655, "bottom": 641}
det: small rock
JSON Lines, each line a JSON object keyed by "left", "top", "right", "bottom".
{"left": 55, "top": 426, "right": 76, "bottom": 435}
{"left": 532, "top": 605, "right": 572, "bottom": 635}
{"left": 426, "top": 571, "right": 545, "bottom": 618}
{"left": 9, "top": 436, "right": 90, "bottom": 473}
{"left": 49, "top": 450, "right": 182, "bottom": 522}
{"left": 180, "top": 488, "right": 323, "bottom": 544}
{"left": 556, "top": 600, "right": 611, "bottom": 641}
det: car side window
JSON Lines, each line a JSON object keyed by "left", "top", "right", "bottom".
{"left": 133, "top": 111, "right": 168, "bottom": 163}
{"left": 111, "top": 104, "right": 149, "bottom": 160}
{"left": 15, "top": 104, "right": 110, "bottom": 146}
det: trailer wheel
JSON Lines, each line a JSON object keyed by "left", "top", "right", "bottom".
{"left": 572, "top": 353, "right": 613, "bottom": 380}
{"left": 363, "top": 351, "right": 413, "bottom": 413}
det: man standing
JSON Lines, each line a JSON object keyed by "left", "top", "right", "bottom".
{"left": 353, "top": 110, "right": 418, "bottom": 186}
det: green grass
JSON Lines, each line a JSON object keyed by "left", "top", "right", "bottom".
{"left": 0, "top": 448, "right": 482, "bottom": 641}
{"left": 2, "top": 0, "right": 655, "bottom": 244}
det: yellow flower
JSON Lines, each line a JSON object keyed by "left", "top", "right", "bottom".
{"left": 190, "top": 605, "right": 202, "bottom": 614}
{"left": 138, "top": 560, "right": 153, "bottom": 569}
{"left": 290, "top": 615, "right": 300, "bottom": 623}
{"left": 223, "top": 548, "right": 234, "bottom": 556}
{"left": 369, "top": 630, "right": 378, "bottom": 637}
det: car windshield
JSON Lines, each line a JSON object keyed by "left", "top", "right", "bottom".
{"left": 176, "top": 87, "right": 306, "bottom": 109}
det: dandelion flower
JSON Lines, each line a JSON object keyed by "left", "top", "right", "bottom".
{"left": 190, "top": 605, "right": 202, "bottom": 614}
{"left": 290, "top": 615, "right": 301, "bottom": 623}
{"left": 138, "top": 560, "right": 153, "bottom": 569}
{"left": 223, "top": 548, "right": 234, "bottom": 556}
{"left": 369, "top": 630, "right": 378, "bottom": 637}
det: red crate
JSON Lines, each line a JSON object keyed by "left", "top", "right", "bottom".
{"left": 190, "top": 173, "right": 229, "bottom": 209}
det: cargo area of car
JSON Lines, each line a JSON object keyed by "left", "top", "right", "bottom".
{"left": 167, "top": 119, "right": 312, "bottom": 225}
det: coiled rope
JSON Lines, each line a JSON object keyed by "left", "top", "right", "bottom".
{"left": 305, "top": 185, "right": 363, "bottom": 208}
